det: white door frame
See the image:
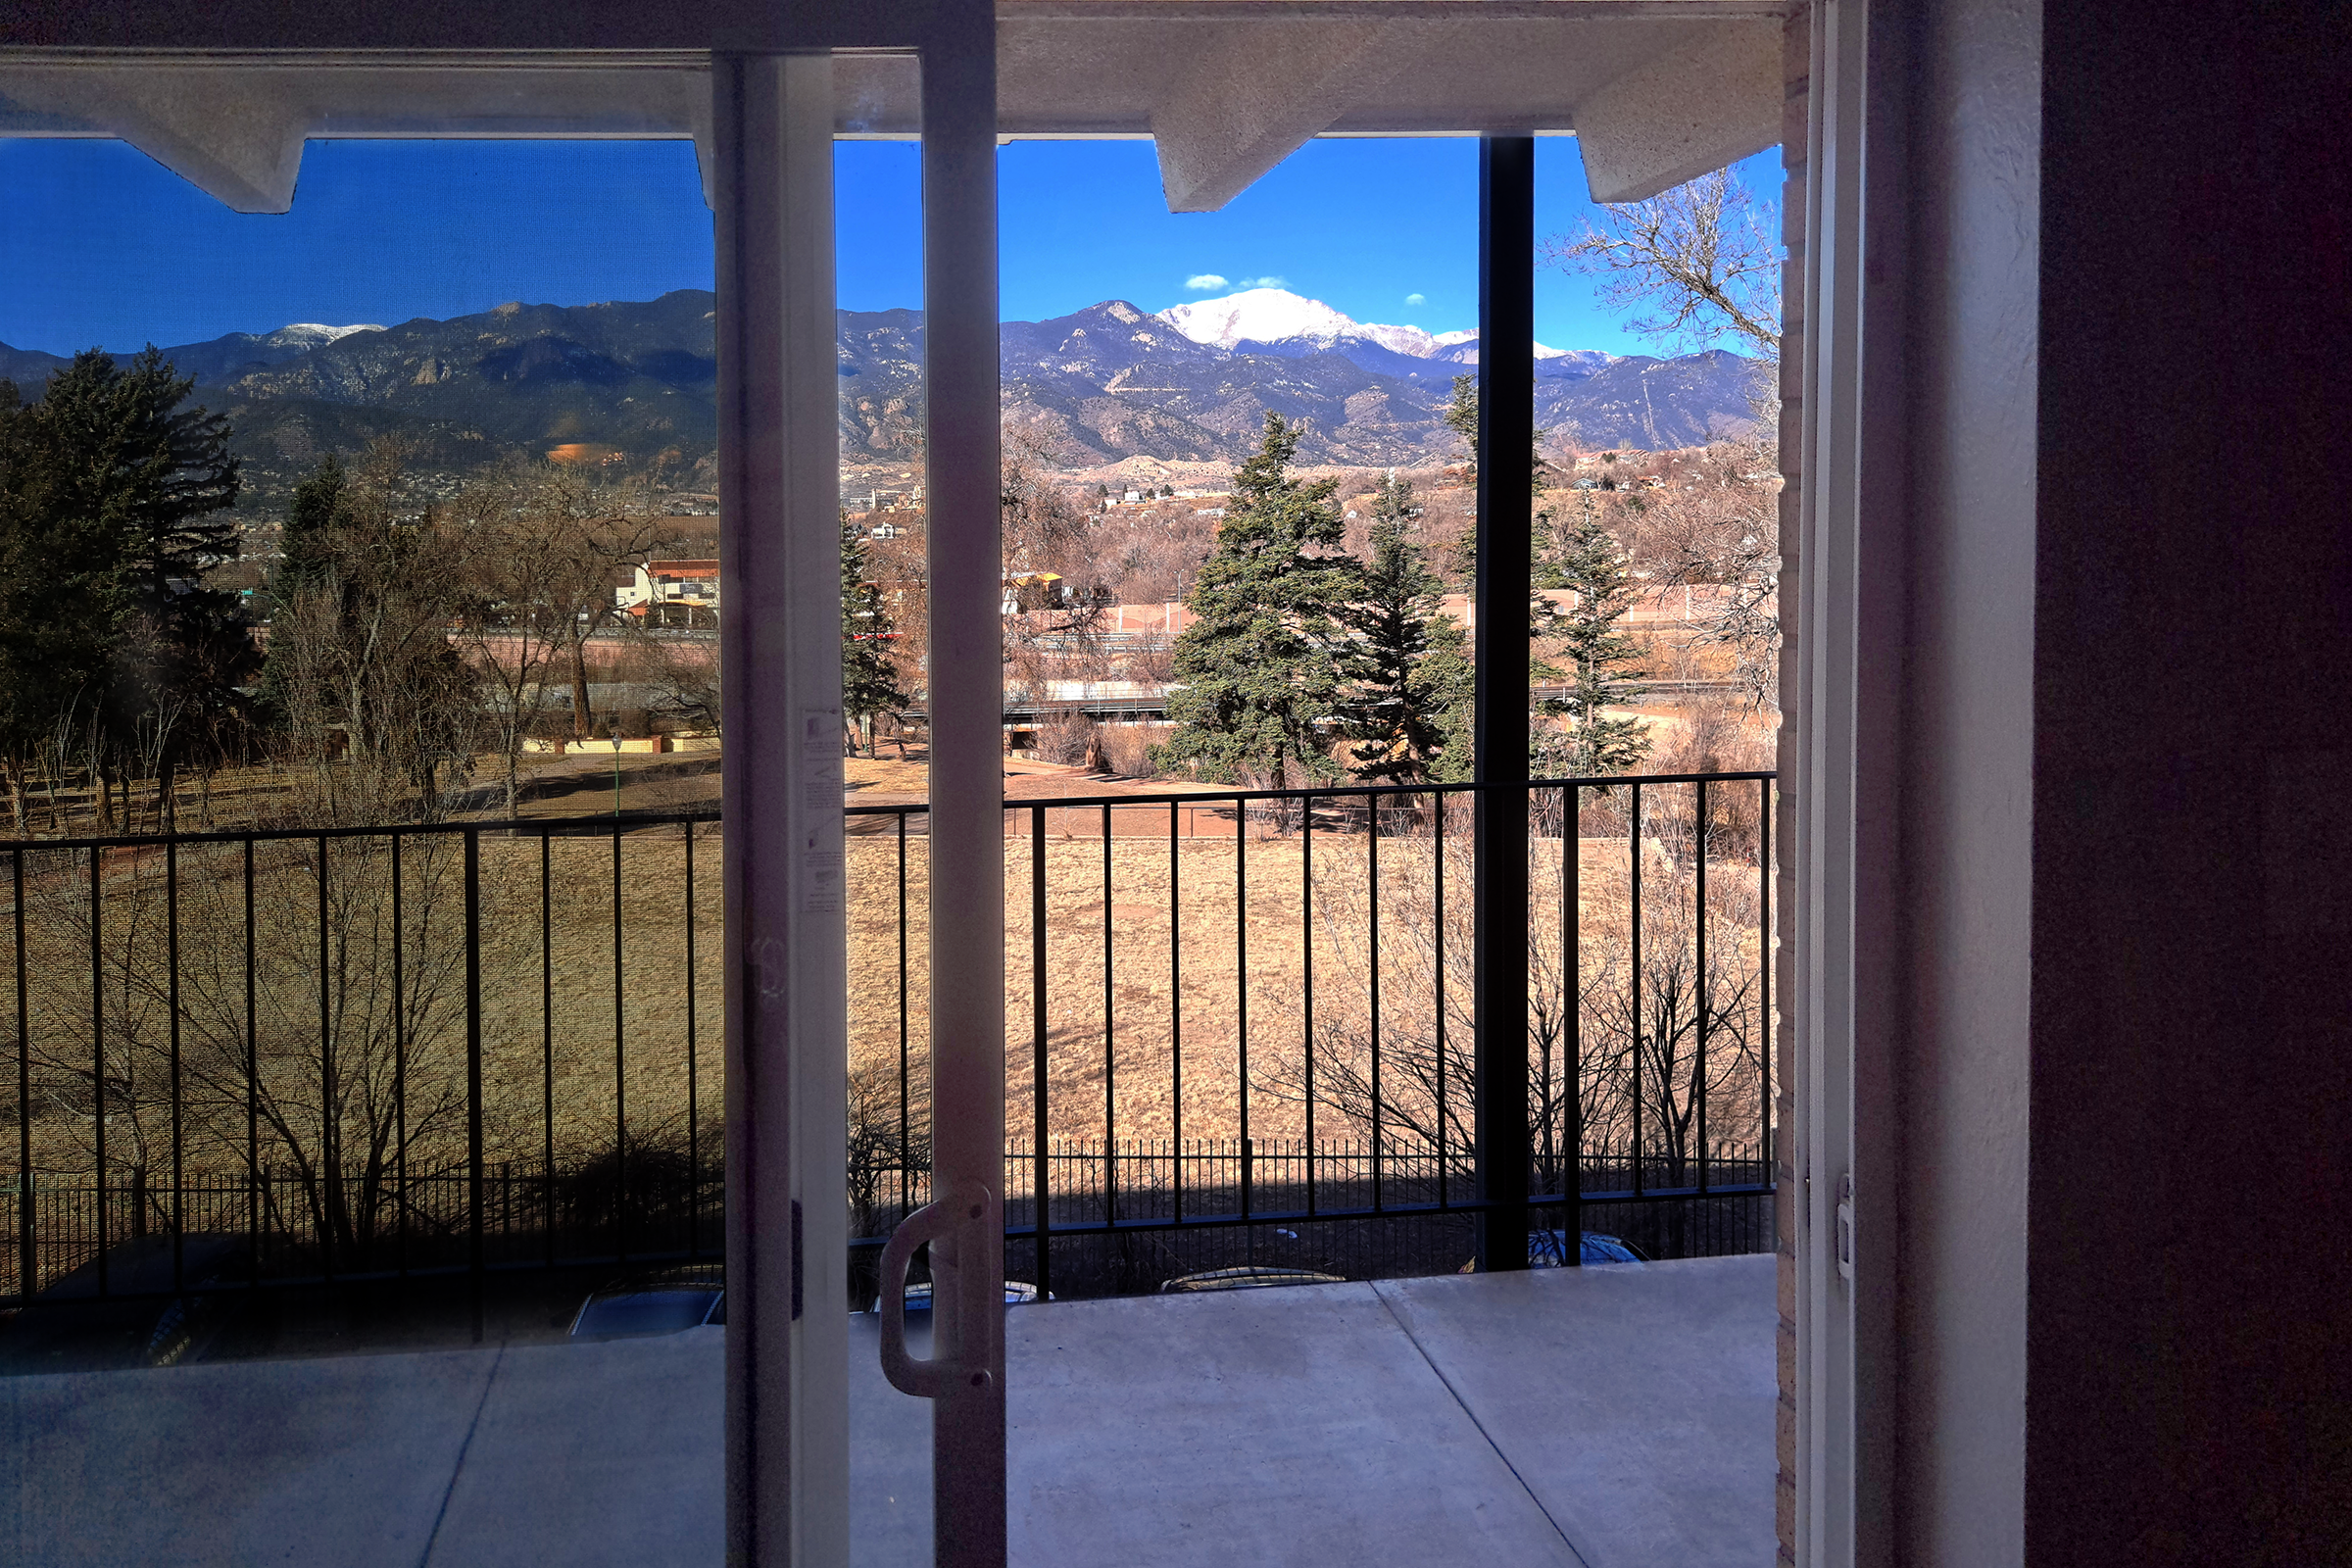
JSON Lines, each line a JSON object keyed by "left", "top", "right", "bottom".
{"left": 3, "top": 6, "right": 1909, "bottom": 1565}
{"left": 1795, "top": 0, "right": 1877, "bottom": 1557}
{"left": 711, "top": 11, "right": 1004, "bottom": 1567}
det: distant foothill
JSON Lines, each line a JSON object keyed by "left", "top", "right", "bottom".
{"left": 0, "top": 285, "right": 1761, "bottom": 520}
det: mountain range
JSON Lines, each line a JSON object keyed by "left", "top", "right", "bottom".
{"left": 0, "top": 288, "right": 1765, "bottom": 516}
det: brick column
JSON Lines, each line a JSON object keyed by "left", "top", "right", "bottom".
{"left": 1774, "top": 5, "right": 1809, "bottom": 1565}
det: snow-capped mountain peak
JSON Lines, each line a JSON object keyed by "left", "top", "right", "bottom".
{"left": 1154, "top": 288, "right": 1613, "bottom": 370}
{"left": 1155, "top": 288, "right": 1366, "bottom": 351}
{"left": 268, "top": 322, "right": 384, "bottom": 347}
{"left": 1155, "top": 287, "right": 1462, "bottom": 360}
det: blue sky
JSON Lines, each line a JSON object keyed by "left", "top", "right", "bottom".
{"left": 0, "top": 135, "right": 1779, "bottom": 358}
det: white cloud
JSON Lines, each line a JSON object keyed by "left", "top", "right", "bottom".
{"left": 1244, "top": 274, "right": 1288, "bottom": 288}
{"left": 1404, "top": 292, "right": 1426, "bottom": 307}
{"left": 1184, "top": 272, "right": 1229, "bottom": 291}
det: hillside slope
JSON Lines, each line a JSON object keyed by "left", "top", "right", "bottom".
{"left": 0, "top": 290, "right": 1763, "bottom": 515}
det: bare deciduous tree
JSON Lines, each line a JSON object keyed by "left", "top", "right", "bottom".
{"left": 1542, "top": 167, "right": 1783, "bottom": 359}
{"left": 1256, "top": 793, "right": 1769, "bottom": 1213}
{"left": 1002, "top": 433, "right": 1114, "bottom": 707}
{"left": 1544, "top": 168, "right": 1785, "bottom": 716}
{"left": 537, "top": 470, "right": 684, "bottom": 742}
{"left": 443, "top": 471, "right": 578, "bottom": 814}
{"left": 618, "top": 615, "right": 722, "bottom": 738}
{"left": 848, "top": 1058, "right": 928, "bottom": 1239}
{"left": 1621, "top": 438, "right": 1783, "bottom": 714}
{"left": 265, "top": 442, "right": 480, "bottom": 825}
{"left": 21, "top": 834, "right": 477, "bottom": 1269}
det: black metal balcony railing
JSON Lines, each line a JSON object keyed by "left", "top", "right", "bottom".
{"left": 0, "top": 771, "right": 1774, "bottom": 1314}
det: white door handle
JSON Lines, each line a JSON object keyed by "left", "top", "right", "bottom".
{"left": 877, "top": 1180, "right": 992, "bottom": 1398}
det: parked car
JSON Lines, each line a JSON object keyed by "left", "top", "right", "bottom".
{"left": 865, "top": 1280, "right": 1042, "bottom": 1311}
{"left": 569, "top": 1265, "right": 726, "bottom": 1339}
{"left": 1159, "top": 1266, "right": 1346, "bottom": 1293}
{"left": 1527, "top": 1231, "right": 1650, "bottom": 1268}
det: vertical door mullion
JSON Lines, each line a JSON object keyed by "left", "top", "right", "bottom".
{"left": 716, "top": 50, "right": 851, "bottom": 1568}
{"left": 918, "top": 6, "right": 1009, "bottom": 1561}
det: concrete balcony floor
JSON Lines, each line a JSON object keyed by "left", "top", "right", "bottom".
{"left": 1, "top": 1254, "right": 1772, "bottom": 1568}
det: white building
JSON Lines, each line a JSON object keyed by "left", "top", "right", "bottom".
{"left": 615, "top": 559, "right": 720, "bottom": 620}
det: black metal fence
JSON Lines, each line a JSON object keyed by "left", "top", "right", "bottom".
{"left": 2, "top": 813, "right": 721, "bottom": 1310}
{"left": 3, "top": 771, "right": 1775, "bottom": 1313}
{"left": 846, "top": 773, "right": 1778, "bottom": 1299}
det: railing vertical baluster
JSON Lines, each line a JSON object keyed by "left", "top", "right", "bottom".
{"left": 1433, "top": 793, "right": 1447, "bottom": 1212}
{"left": 1169, "top": 800, "right": 1182, "bottom": 1225}
{"left": 1301, "top": 793, "right": 1315, "bottom": 1219}
{"left": 1630, "top": 782, "right": 1644, "bottom": 1200}
{"left": 1102, "top": 802, "right": 1116, "bottom": 1225}
{"left": 167, "top": 841, "right": 182, "bottom": 1292}
{"left": 899, "top": 811, "right": 911, "bottom": 1222}
{"left": 316, "top": 832, "right": 334, "bottom": 1279}
{"left": 1031, "top": 805, "right": 1050, "bottom": 1300}
{"left": 1566, "top": 784, "right": 1582, "bottom": 1263}
{"left": 541, "top": 831, "right": 555, "bottom": 1267}
{"left": 1236, "top": 807, "right": 1250, "bottom": 1223}
{"left": 244, "top": 839, "right": 257, "bottom": 1287}
{"left": 612, "top": 820, "right": 626, "bottom": 1261}
{"left": 1695, "top": 779, "right": 1709, "bottom": 1197}
{"left": 15, "top": 849, "right": 33, "bottom": 1301}
{"left": 684, "top": 823, "right": 699, "bottom": 1260}
{"left": 465, "top": 829, "right": 484, "bottom": 1343}
{"left": 1759, "top": 777, "right": 1773, "bottom": 1211}
{"left": 393, "top": 833, "right": 408, "bottom": 1276}
{"left": 89, "top": 846, "right": 105, "bottom": 1298}
{"left": 0, "top": 786, "right": 1762, "bottom": 1310}
{"left": 1369, "top": 792, "right": 1382, "bottom": 1213}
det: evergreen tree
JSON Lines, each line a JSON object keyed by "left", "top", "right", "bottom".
{"left": 841, "top": 514, "right": 908, "bottom": 757}
{"left": 277, "top": 450, "right": 351, "bottom": 596}
{"left": 34, "top": 348, "right": 242, "bottom": 601}
{"left": 1446, "top": 374, "right": 1480, "bottom": 481}
{"left": 0, "top": 350, "right": 250, "bottom": 827}
{"left": 1441, "top": 373, "right": 1550, "bottom": 500}
{"left": 1547, "top": 500, "right": 1653, "bottom": 776}
{"left": 256, "top": 452, "right": 352, "bottom": 722}
{"left": 0, "top": 378, "right": 87, "bottom": 829}
{"left": 1153, "top": 413, "right": 1355, "bottom": 788}
{"left": 1335, "top": 474, "right": 1472, "bottom": 785}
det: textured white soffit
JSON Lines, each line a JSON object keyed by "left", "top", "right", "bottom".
{"left": 0, "top": 65, "right": 715, "bottom": 213}
{"left": 1569, "top": 19, "right": 1782, "bottom": 202}
{"left": 1, "top": 68, "right": 314, "bottom": 213}
{"left": 0, "top": 8, "right": 1786, "bottom": 216}
{"left": 1147, "top": 19, "right": 1456, "bottom": 213}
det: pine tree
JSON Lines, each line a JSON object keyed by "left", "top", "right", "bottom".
{"left": 1446, "top": 374, "right": 1480, "bottom": 481}
{"left": 0, "top": 349, "right": 249, "bottom": 826}
{"left": 1153, "top": 412, "right": 1354, "bottom": 788}
{"left": 0, "top": 378, "right": 85, "bottom": 830}
{"left": 277, "top": 450, "right": 351, "bottom": 597}
{"left": 1547, "top": 499, "right": 1653, "bottom": 776}
{"left": 1441, "top": 373, "right": 1550, "bottom": 503}
{"left": 841, "top": 514, "right": 908, "bottom": 757}
{"left": 1335, "top": 474, "right": 1472, "bottom": 785}
{"left": 255, "top": 453, "right": 352, "bottom": 725}
{"left": 35, "top": 348, "right": 243, "bottom": 604}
